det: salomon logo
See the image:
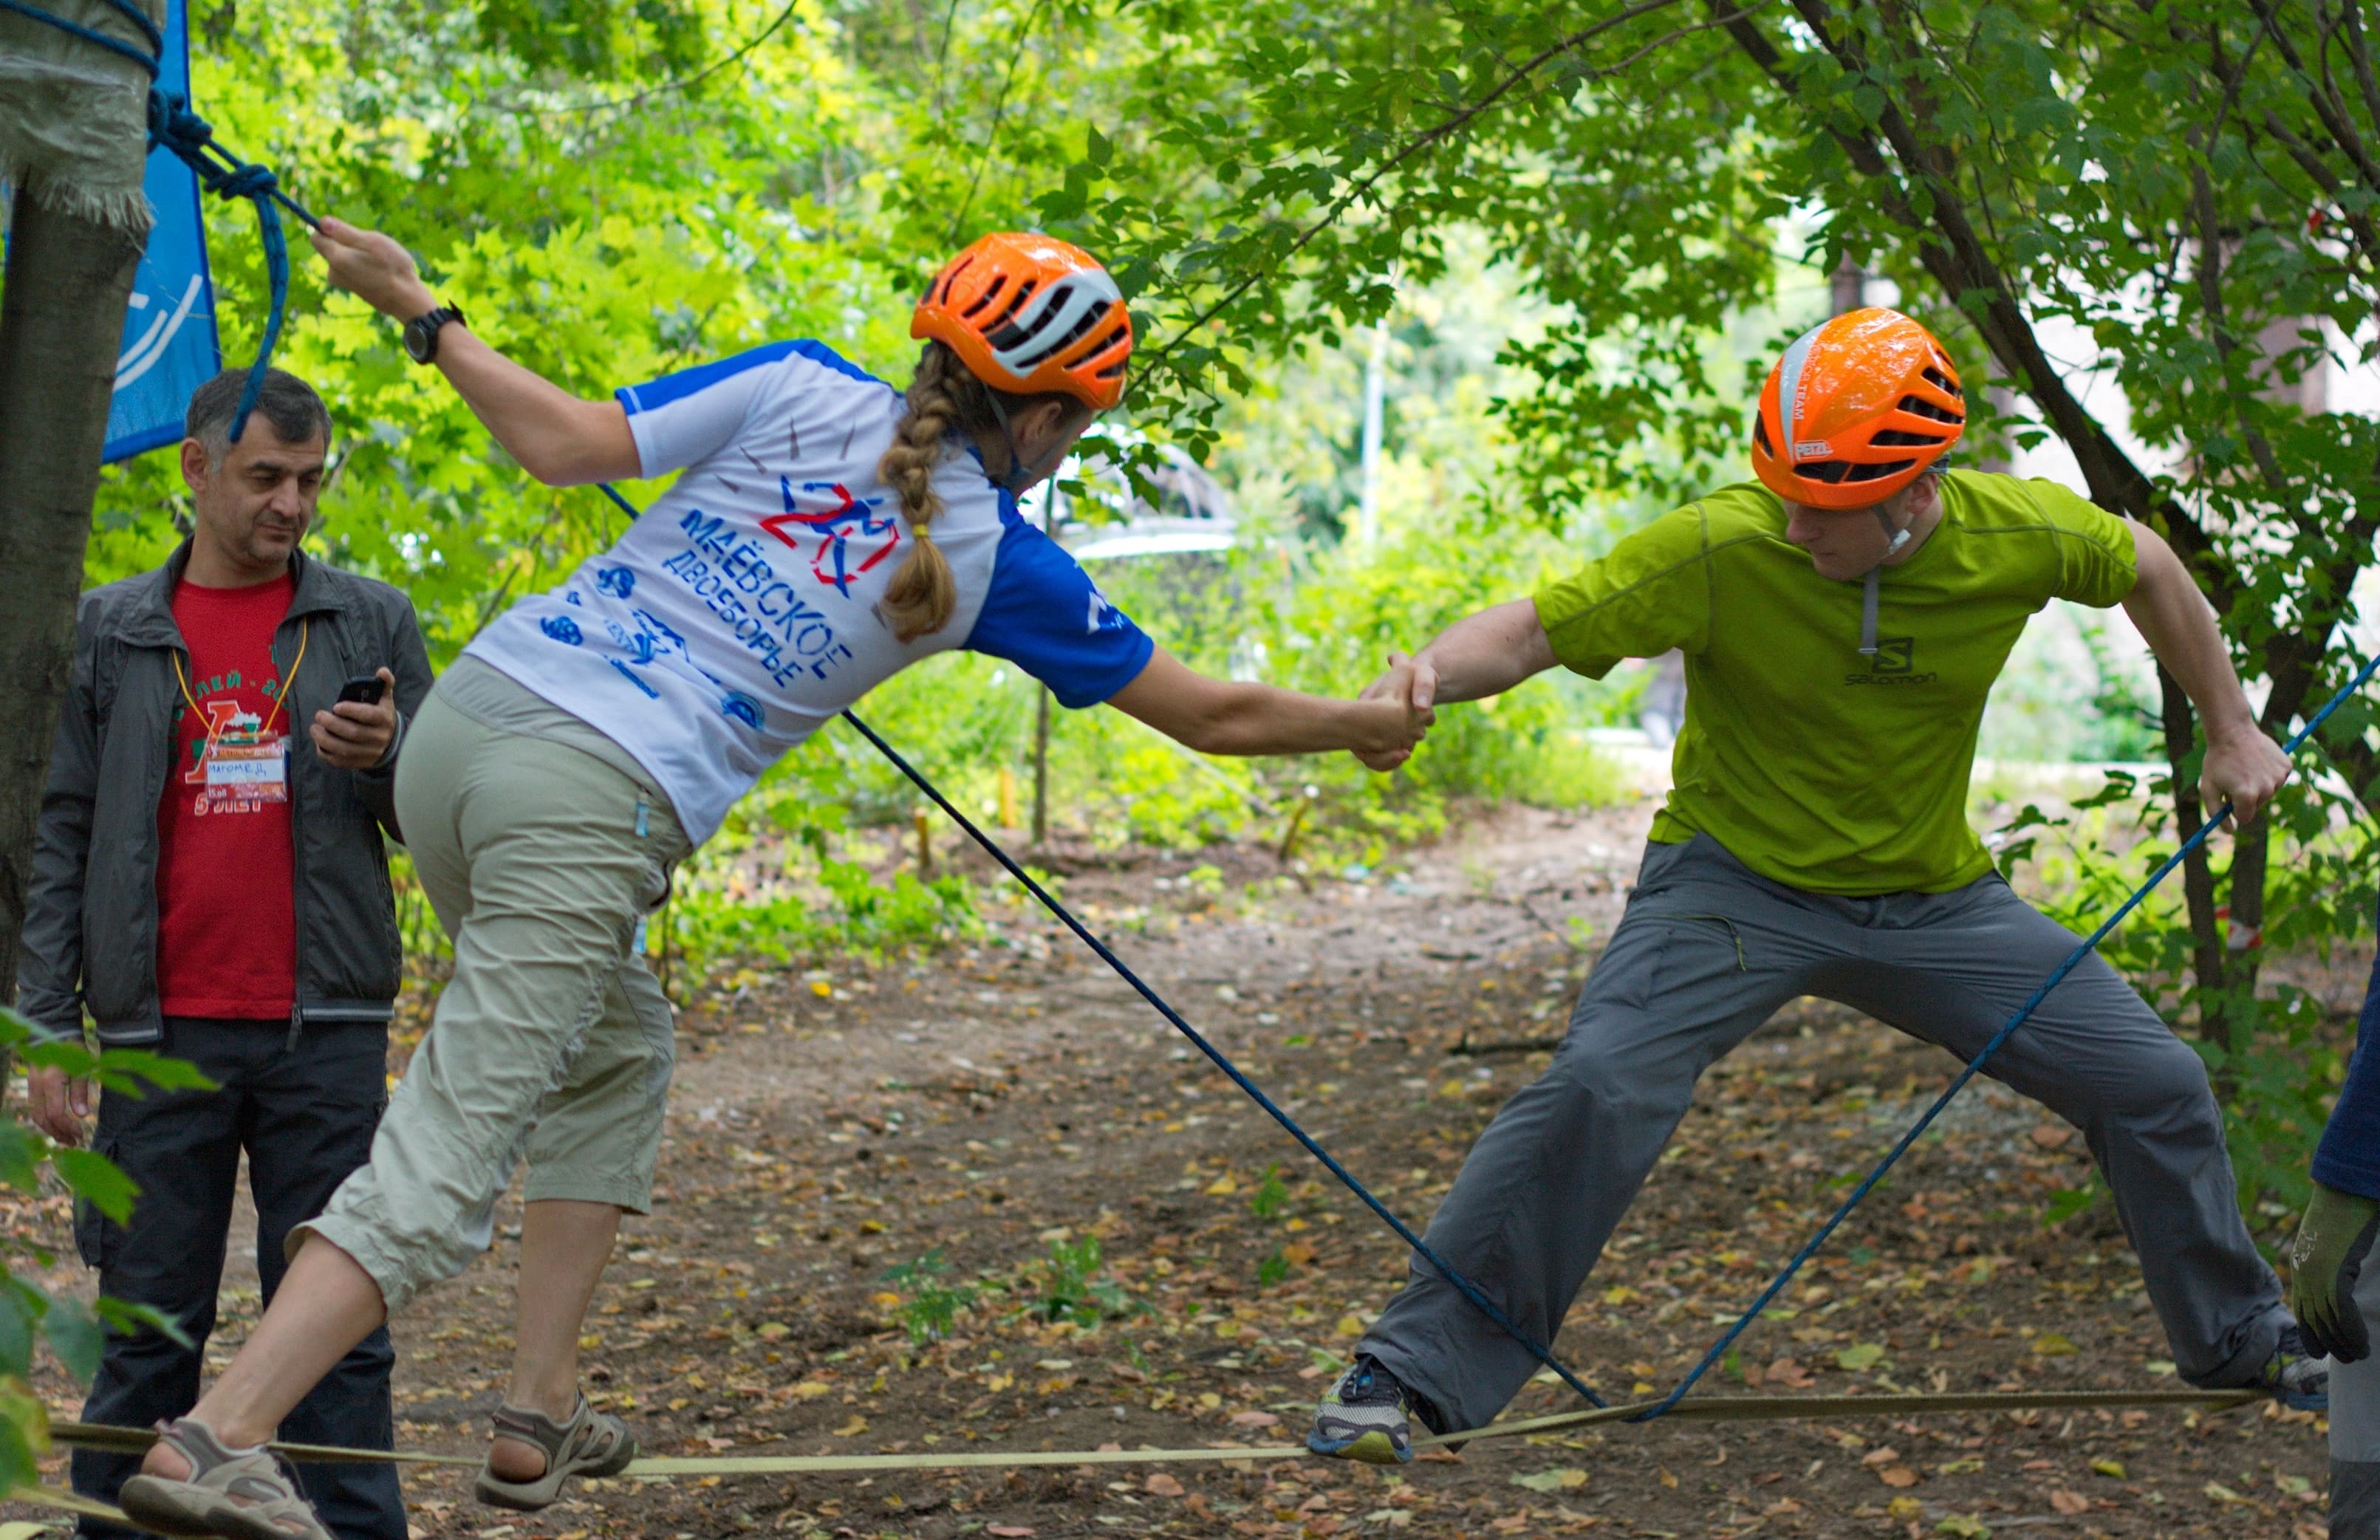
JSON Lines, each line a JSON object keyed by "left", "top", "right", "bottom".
{"left": 1845, "top": 637, "right": 1932, "bottom": 685}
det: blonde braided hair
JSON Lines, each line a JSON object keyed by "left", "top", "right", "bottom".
{"left": 876, "top": 340, "right": 1078, "bottom": 643}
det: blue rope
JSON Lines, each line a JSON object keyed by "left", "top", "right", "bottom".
{"left": 3, "top": 0, "right": 321, "bottom": 445}
{"left": 1638, "top": 648, "right": 2380, "bottom": 1420}
{"left": 92, "top": 0, "right": 157, "bottom": 50}
{"left": 0, "top": 0, "right": 152, "bottom": 69}
{"left": 592, "top": 478, "right": 1613, "bottom": 1411}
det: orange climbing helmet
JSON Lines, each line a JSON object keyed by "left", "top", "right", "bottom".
{"left": 1751, "top": 307, "right": 1965, "bottom": 509}
{"left": 912, "top": 232, "right": 1132, "bottom": 414}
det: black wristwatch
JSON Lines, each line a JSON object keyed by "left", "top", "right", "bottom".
{"left": 401, "top": 304, "right": 466, "bottom": 365}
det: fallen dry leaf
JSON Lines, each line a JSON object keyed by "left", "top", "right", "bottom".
{"left": 1878, "top": 1465, "right": 1920, "bottom": 1488}
{"left": 1765, "top": 1358, "right": 1814, "bottom": 1389}
{"left": 2049, "top": 1490, "right": 2090, "bottom": 1516}
{"left": 2028, "top": 1124, "right": 2073, "bottom": 1149}
{"left": 1146, "top": 1474, "right": 1184, "bottom": 1497}
{"left": 1228, "top": 1410, "right": 1282, "bottom": 1428}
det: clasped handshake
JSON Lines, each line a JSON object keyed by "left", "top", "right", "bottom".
{"left": 1353, "top": 651, "right": 1443, "bottom": 774}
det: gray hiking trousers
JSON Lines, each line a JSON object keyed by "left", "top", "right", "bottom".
{"left": 2330, "top": 1256, "right": 2380, "bottom": 1534}
{"left": 1362, "top": 833, "right": 2285, "bottom": 1431}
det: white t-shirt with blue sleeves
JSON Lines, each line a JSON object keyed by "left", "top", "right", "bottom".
{"left": 462, "top": 340, "right": 1154, "bottom": 842}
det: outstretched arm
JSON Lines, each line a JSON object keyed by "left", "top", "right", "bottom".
{"left": 1107, "top": 648, "right": 1431, "bottom": 762}
{"left": 2121, "top": 521, "right": 2292, "bottom": 827}
{"left": 1394, "top": 598, "right": 1559, "bottom": 705}
{"left": 1348, "top": 598, "right": 1559, "bottom": 770}
{"left": 309, "top": 219, "right": 638, "bottom": 487}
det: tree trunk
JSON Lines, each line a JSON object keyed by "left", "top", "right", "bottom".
{"left": 1031, "top": 684, "right": 1052, "bottom": 846}
{"left": 0, "top": 196, "right": 143, "bottom": 1010}
{"left": 2156, "top": 663, "right": 2246, "bottom": 1083}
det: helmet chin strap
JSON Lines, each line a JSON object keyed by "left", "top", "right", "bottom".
{"left": 1858, "top": 505, "right": 1912, "bottom": 658}
{"left": 982, "top": 391, "right": 1056, "bottom": 498}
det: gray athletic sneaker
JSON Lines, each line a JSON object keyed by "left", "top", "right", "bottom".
{"left": 1307, "top": 1355, "right": 1442, "bottom": 1465}
{"left": 117, "top": 1417, "right": 330, "bottom": 1540}
{"left": 2261, "top": 1322, "right": 2331, "bottom": 1413}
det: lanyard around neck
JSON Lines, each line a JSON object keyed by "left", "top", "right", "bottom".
{"left": 174, "top": 615, "right": 310, "bottom": 740}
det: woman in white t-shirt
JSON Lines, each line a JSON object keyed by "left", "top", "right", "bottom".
{"left": 119, "top": 223, "right": 1431, "bottom": 1540}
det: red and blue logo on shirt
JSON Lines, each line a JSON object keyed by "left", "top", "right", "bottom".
{"left": 760, "top": 479, "right": 899, "bottom": 597}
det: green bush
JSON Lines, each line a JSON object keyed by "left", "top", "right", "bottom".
{"left": 0, "top": 1011, "right": 208, "bottom": 1493}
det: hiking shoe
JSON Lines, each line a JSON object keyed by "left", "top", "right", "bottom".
{"left": 117, "top": 1417, "right": 330, "bottom": 1540}
{"left": 2260, "top": 1321, "right": 2331, "bottom": 1412}
{"left": 1308, "top": 1355, "right": 1442, "bottom": 1465}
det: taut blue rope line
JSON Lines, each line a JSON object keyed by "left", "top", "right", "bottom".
{"left": 592, "top": 478, "right": 1612, "bottom": 1411}
{"left": 2, "top": 0, "right": 321, "bottom": 444}
{"left": 1641, "top": 648, "right": 2380, "bottom": 1420}
{"left": 0, "top": 0, "right": 152, "bottom": 69}
{"left": 842, "top": 708, "right": 1614, "bottom": 1410}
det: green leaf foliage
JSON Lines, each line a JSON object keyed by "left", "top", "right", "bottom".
{"left": 51, "top": 1149, "right": 141, "bottom": 1225}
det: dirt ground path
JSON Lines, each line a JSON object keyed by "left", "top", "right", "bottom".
{"left": 15, "top": 801, "right": 2353, "bottom": 1539}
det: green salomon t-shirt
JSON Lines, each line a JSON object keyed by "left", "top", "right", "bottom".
{"left": 1532, "top": 470, "right": 2138, "bottom": 894}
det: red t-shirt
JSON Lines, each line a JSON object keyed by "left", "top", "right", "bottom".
{"left": 154, "top": 571, "right": 299, "bottom": 1020}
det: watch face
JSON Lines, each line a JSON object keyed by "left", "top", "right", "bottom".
{"left": 403, "top": 317, "right": 434, "bottom": 363}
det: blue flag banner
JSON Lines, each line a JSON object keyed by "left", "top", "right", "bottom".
{"left": 104, "top": 0, "right": 219, "bottom": 463}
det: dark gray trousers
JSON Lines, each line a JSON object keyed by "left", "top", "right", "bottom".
{"left": 1362, "top": 834, "right": 2285, "bottom": 1431}
{"left": 72, "top": 1019, "right": 406, "bottom": 1540}
{"left": 2331, "top": 1245, "right": 2380, "bottom": 1534}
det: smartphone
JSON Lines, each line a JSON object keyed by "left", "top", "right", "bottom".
{"left": 336, "top": 674, "right": 386, "bottom": 706}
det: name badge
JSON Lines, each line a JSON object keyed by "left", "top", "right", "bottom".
{"left": 195, "top": 736, "right": 288, "bottom": 813}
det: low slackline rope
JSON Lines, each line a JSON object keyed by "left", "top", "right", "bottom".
{"left": 36, "top": 1387, "right": 2266, "bottom": 1485}
{"left": 1, "top": 0, "right": 324, "bottom": 443}
{"left": 591, "top": 479, "right": 1610, "bottom": 1410}
{"left": 1645, "top": 646, "right": 2380, "bottom": 1420}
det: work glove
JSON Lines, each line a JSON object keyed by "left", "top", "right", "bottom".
{"left": 2291, "top": 1180, "right": 2380, "bottom": 1363}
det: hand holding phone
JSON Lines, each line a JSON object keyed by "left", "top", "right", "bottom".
{"left": 315, "top": 666, "right": 398, "bottom": 770}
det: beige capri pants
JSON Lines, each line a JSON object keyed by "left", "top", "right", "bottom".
{"left": 294, "top": 685, "right": 691, "bottom": 1314}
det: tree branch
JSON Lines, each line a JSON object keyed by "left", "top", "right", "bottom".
{"left": 2245, "top": 0, "right": 2380, "bottom": 191}
{"left": 1146, "top": 0, "right": 1770, "bottom": 368}
{"left": 2338, "top": 0, "right": 2380, "bottom": 140}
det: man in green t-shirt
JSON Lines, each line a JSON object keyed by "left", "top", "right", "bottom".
{"left": 1308, "top": 307, "right": 2304, "bottom": 1465}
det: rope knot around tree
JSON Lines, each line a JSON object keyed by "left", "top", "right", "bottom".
{"left": 5, "top": 0, "right": 317, "bottom": 442}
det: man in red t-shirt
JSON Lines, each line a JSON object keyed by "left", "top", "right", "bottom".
{"left": 17, "top": 367, "right": 432, "bottom": 1540}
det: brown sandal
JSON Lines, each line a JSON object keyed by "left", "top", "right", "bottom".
{"left": 118, "top": 1417, "right": 332, "bottom": 1539}
{"left": 474, "top": 1394, "right": 637, "bottom": 1510}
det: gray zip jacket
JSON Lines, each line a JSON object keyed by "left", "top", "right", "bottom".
{"left": 16, "top": 543, "right": 436, "bottom": 1045}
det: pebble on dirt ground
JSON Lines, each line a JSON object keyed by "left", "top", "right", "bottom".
{"left": 5, "top": 803, "right": 2354, "bottom": 1539}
